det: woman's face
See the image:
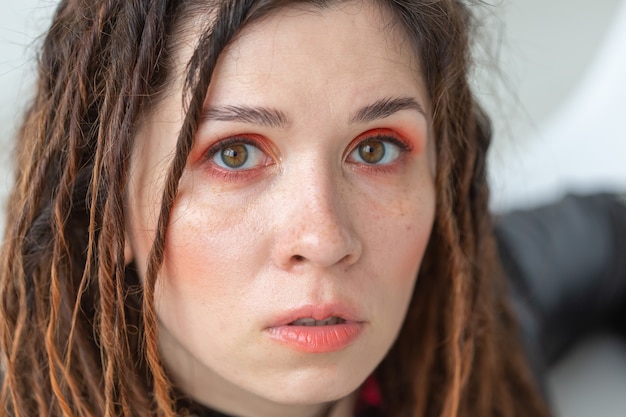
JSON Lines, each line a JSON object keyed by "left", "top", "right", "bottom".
{"left": 126, "top": 1, "right": 435, "bottom": 416}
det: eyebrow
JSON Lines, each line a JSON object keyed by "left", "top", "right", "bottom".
{"left": 201, "top": 96, "right": 426, "bottom": 128}
{"left": 201, "top": 105, "right": 289, "bottom": 128}
{"left": 349, "top": 97, "right": 426, "bottom": 124}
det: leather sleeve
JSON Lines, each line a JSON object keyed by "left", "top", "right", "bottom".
{"left": 494, "top": 193, "right": 626, "bottom": 383}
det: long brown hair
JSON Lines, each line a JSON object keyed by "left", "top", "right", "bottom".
{"left": 0, "top": 0, "right": 550, "bottom": 416}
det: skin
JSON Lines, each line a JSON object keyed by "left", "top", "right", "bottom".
{"left": 126, "top": 2, "right": 436, "bottom": 417}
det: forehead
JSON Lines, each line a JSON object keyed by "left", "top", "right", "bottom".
{"left": 236, "top": 1, "right": 419, "bottom": 68}
{"left": 202, "top": 0, "right": 427, "bottom": 109}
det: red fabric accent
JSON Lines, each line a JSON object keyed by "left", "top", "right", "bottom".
{"left": 358, "top": 375, "right": 382, "bottom": 407}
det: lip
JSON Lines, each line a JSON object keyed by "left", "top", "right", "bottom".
{"left": 264, "top": 304, "right": 365, "bottom": 353}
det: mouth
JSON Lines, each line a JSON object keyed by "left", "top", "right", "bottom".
{"left": 266, "top": 307, "right": 364, "bottom": 353}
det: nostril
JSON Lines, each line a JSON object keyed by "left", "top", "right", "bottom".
{"left": 293, "top": 255, "right": 305, "bottom": 262}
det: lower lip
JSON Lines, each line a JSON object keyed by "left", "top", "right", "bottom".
{"left": 265, "top": 322, "right": 364, "bottom": 353}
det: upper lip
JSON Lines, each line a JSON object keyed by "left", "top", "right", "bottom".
{"left": 267, "top": 303, "right": 362, "bottom": 328}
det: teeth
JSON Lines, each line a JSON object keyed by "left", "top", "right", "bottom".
{"left": 290, "top": 317, "right": 345, "bottom": 326}
{"left": 293, "top": 318, "right": 316, "bottom": 326}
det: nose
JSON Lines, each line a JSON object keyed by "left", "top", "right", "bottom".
{"left": 270, "top": 165, "right": 362, "bottom": 272}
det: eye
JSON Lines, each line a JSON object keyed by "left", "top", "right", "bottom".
{"left": 348, "top": 131, "right": 407, "bottom": 166}
{"left": 209, "top": 137, "right": 271, "bottom": 171}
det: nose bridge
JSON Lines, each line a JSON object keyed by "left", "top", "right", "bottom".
{"left": 272, "top": 157, "right": 361, "bottom": 270}
{"left": 299, "top": 161, "right": 342, "bottom": 226}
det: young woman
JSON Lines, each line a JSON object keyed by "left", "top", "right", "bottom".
{"left": 0, "top": 0, "right": 551, "bottom": 416}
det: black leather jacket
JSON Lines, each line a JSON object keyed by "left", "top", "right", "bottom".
{"left": 494, "top": 193, "right": 626, "bottom": 394}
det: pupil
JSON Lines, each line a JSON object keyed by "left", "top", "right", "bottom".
{"left": 222, "top": 144, "right": 248, "bottom": 168}
{"left": 359, "top": 140, "right": 385, "bottom": 164}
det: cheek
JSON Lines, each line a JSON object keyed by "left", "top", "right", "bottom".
{"left": 353, "top": 171, "right": 435, "bottom": 304}
{"left": 358, "top": 171, "right": 435, "bottom": 266}
{"left": 348, "top": 190, "right": 433, "bottom": 356}
{"left": 154, "top": 186, "right": 266, "bottom": 320}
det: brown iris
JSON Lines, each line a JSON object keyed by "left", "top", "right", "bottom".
{"left": 221, "top": 144, "right": 249, "bottom": 168}
{"left": 358, "top": 139, "right": 385, "bottom": 164}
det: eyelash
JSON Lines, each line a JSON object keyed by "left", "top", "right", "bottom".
{"left": 203, "top": 129, "right": 412, "bottom": 181}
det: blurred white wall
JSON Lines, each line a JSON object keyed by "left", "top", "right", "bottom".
{"left": 1, "top": 1, "right": 626, "bottom": 416}
{"left": 481, "top": 0, "right": 626, "bottom": 210}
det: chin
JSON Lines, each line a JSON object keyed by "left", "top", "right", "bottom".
{"left": 255, "top": 367, "right": 366, "bottom": 405}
